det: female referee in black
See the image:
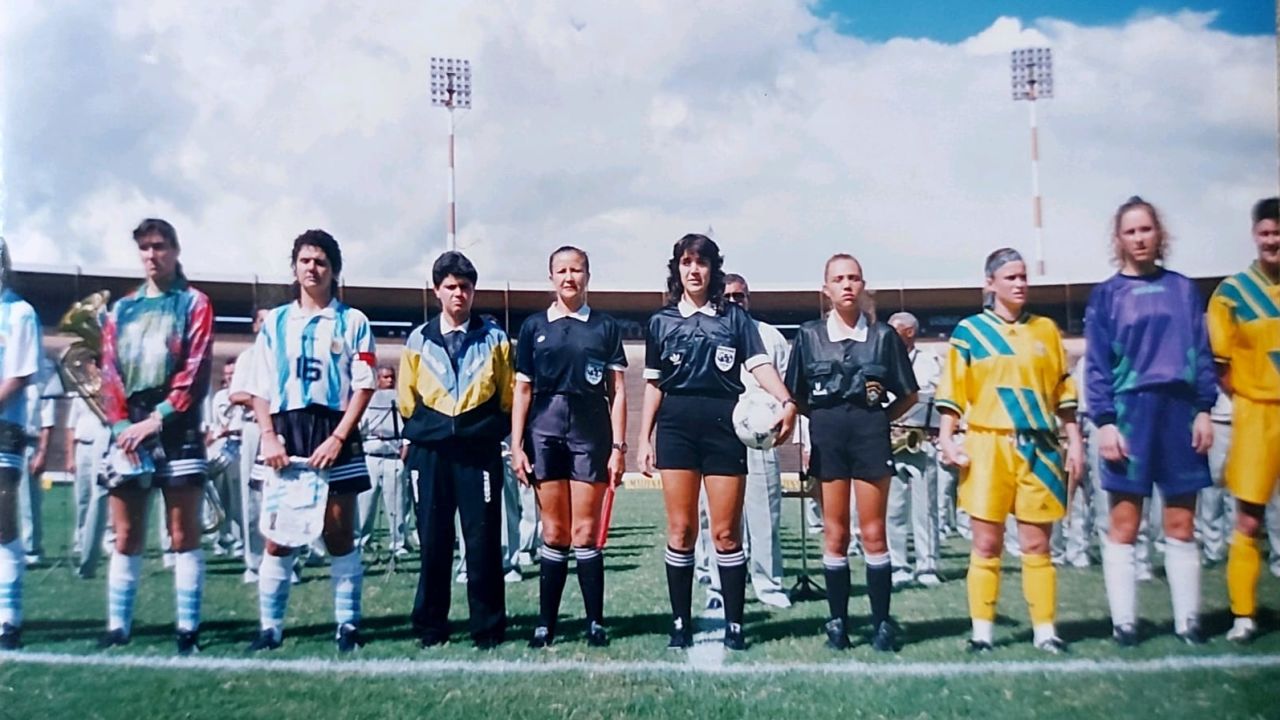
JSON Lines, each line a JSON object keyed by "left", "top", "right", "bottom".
{"left": 510, "top": 246, "right": 627, "bottom": 648}
{"left": 637, "top": 234, "right": 797, "bottom": 651}
{"left": 787, "top": 254, "right": 918, "bottom": 651}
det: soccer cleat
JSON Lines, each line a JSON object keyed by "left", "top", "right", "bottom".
{"left": 473, "top": 634, "right": 503, "bottom": 650}
{"left": 336, "top": 623, "right": 364, "bottom": 653}
{"left": 666, "top": 618, "right": 692, "bottom": 649}
{"left": 0, "top": 623, "right": 21, "bottom": 651}
{"left": 1034, "top": 636, "right": 1068, "bottom": 655}
{"left": 891, "top": 568, "right": 914, "bottom": 589}
{"left": 1176, "top": 619, "right": 1206, "bottom": 646}
{"left": 1112, "top": 624, "right": 1139, "bottom": 648}
{"left": 246, "top": 628, "right": 282, "bottom": 653}
{"left": 98, "top": 628, "right": 131, "bottom": 649}
{"left": 418, "top": 633, "right": 448, "bottom": 649}
{"left": 586, "top": 622, "right": 609, "bottom": 648}
{"left": 871, "top": 620, "right": 898, "bottom": 653}
{"left": 528, "top": 626, "right": 554, "bottom": 649}
{"left": 176, "top": 630, "right": 200, "bottom": 656}
{"left": 455, "top": 571, "right": 469, "bottom": 585}
{"left": 503, "top": 568, "right": 523, "bottom": 584}
{"left": 722, "top": 622, "right": 747, "bottom": 651}
{"left": 824, "top": 618, "right": 850, "bottom": 650}
{"left": 1226, "top": 617, "right": 1257, "bottom": 645}
{"left": 916, "top": 571, "right": 943, "bottom": 588}
{"left": 966, "top": 638, "right": 994, "bottom": 654}
{"left": 393, "top": 547, "right": 411, "bottom": 560}
{"left": 1135, "top": 564, "right": 1155, "bottom": 582}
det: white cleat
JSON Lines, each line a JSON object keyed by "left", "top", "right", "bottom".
{"left": 916, "top": 571, "right": 943, "bottom": 588}
{"left": 1226, "top": 617, "right": 1257, "bottom": 644}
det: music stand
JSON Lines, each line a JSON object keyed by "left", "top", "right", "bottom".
{"left": 785, "top": 469, "right": 825, "bottom": 601}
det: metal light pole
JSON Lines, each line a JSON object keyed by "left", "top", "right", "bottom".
{"left": 1011, "top": 47, "right": 1054, "bottom": 276}
{"left": 430, "top": 57, "right": 472, "bottom": 252}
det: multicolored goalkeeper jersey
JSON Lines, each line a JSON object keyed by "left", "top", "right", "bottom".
{"left": 100, "top": 278, "right": 214, "bottom": 433}
{"left": 1084, "top": 268, "right": 1217, "bottom": 427}
{"left": 248, "top": 299, "right": 377, "bottom": 414}
{"left": 936, "top": 310, "right": 1076, "bottom": 432}
{"left": 1207, "top": 261, "right": 1280, "bottom": 402}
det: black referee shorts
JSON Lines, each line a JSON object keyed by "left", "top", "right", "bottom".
{"left": 526, "top": 393, "right": 612, "bottom": 483}
{"left": 808, "top": 404, "right": 894, "bottom": 482}
{"left": 655, "top": 394, "right": 746, "bottom": 477}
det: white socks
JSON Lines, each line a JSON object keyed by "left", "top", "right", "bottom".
{"left": 0, "top": 538, "right": 24, "bottom": 628}
{"left": 1102, "top": 538, "right": 1137, "bottom": 628}
{"left": 108, "top": 553, "right": 143, "bottom": 634}
{"left": 1164, "top": 537, "right": 1201, "bottom": 633}
{"left": 330, "top": 550, "right": 364, "bottom": 628}
{"left": 173, "top": 549, "right": 204, "bottom": 633}
{"left": 258, "top": 552, "right": 295, "bottom": 635}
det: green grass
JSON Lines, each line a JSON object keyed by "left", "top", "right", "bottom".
{"left": 2, "top": 484, "right": 1278, "bottom": 719}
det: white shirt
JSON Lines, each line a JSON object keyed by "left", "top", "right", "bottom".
{"left": 205, "top": 387, "right": 247, "bottom": 451}
{"left": 24, "top": 362, "right": 60, "bottom": 437}
{"left": 826, "top": 312, "right": 869, "bottom": 343}
{"left": 741, "top": 319, "right": 788, "bottom": 397}
{"left": 908, "top": 347, "right": 942, "bottom": 396}
{"left": 547, "top": 303, "right": 591, "bottom": 323}
{"left": 66, "top": 395, "right": 108, "bottom": 442}
{"left": 677, "top": 298, "right": 717, "bottom": 318}
{"left": 440, "top": 312, "right": 469, "bottom": 334}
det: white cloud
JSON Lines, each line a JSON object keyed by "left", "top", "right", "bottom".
{"left": 1, "top": 2, "right": 1274, "bottom": 292}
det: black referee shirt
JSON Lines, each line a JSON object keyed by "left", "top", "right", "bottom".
{"left": 786, "top": 314, "right": 918, "bottom": 413}
{"left": 516, "top": 305, "right": 627, "bottom": 398}
{"left": 644, "top": 300, "right": 768, "bottom": 398}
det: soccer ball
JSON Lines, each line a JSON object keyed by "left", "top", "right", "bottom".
{"left": 733, "top": 393, "right": 782, "bottom": 450}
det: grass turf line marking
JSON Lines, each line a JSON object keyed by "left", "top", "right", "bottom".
{"left": 5, "top": 651, "right": 1280, "bottom": 678}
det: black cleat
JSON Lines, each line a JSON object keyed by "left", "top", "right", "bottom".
{"left": 1176, "top": 620, "right": 1207, "bottom": 646}
{"left": 176, "top": 630, "right": 200, "bottom": 656}
{"left": 1112, "top": 624, "right": 1139, "bottom": 648}
{"left": 1034, "top": 636, "right": 1068, "bottom": 655}
{"left": 528, "top": 626, "right": 554, "bottom": 649}
{"left": 473, "top": 636, "right": 502, "bottom": 651}
{"left": 722, "top": 622, "right": 747, "bottom": 651}
{"left": 418, "top": 633, "right": 448, "bottom": 649}
{"left": 667, "top": 618, "right": 693, "bottom": 650}
{"left": 98, "top": 628, "right": 131, "bottom": 649}
{"left": 0, "top": 623, "right": 21, "bottom": 651}
{"left": 871, "top": 620, "right": 898, "bottom": 653}
{"left": 585, "top": 622, "right": 609, "bottom": 648}
{"left": 966, "top": 638, "right": 994, "bottom": 654}
{"left": 246, "top": 628, "right": 282, "bottom": 653}
{"left": 336, "top": 623, "right": 364, "bottom": 653}
{"left": 824, "top": 618, "right": 850, "bottom": 650}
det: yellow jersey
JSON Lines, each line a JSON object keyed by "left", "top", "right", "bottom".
{"left": 1207, "top": 262, "right": 1280, "bottom": 403}
{"left": 937, "top": 310, "right": 1076, "bottom": 432}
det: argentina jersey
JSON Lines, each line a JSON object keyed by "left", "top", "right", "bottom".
{"left": 0, "top": 290, "right": 41, "bottom": 470}
{"left": 250, "top": 299, "right": 376, "bottom": 413}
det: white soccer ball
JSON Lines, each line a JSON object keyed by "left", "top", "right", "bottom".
{"left": 733, "top": 393, "right": 783, "bottom": 450}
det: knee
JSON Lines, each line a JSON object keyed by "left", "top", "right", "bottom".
{"left": 1020, "top": 535, "right": 1050, "bottom": 556}
{"left": 168, "top": 527, "right": 198, "bottom": 553}
{"left": 711, "top": 525, "right": 741, "bottom": 552}
{"left": 1236, "top": 505, "right": 1264, "bottom": 537}
{"left": 667, "top": 522, "right": 696, "bottom": 551}
{"left": 859, "top": 519, "right": 886, "bottom": 550}
{"left": 824, "top": 529, "right": 851, "bottom": 556}
{"left": 971, "top": 534, "right": 1002, "bottom": 559}
{"left": 569, "top": 520, "right": 597, "bottom": 548}
{"left": 542, "top": 522, "right": 572, "bottom": 549}
{"left": 1108, "top": 516, "right": 1139, "bottom": 544}
{"left": 323, "top": 530, "right": 354, "bottom": 557}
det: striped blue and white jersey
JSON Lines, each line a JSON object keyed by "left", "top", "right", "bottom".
{"left": 0, "top": 289, "right": 41, "bottom": 429}
{"left": 248, "top": 299, "right": 377, "bottom": 414}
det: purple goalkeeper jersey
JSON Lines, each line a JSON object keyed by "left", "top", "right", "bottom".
{"left": 1084, "top": 268, "right": 1217, "bottom": 427}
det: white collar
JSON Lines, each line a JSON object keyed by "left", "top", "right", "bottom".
{"left": 288, "top": 298, "right": 339, "bottom": 319}
{"left": 677, "top": 298, "right": 717, "bottom": 318}
{"left": 547, "top": 303, "right": 591, "bottom": 323}
{"left": 826, "top": 312, "right": 868, "bottom": 343}
{"left": 440, "top": 313, "right": 470, "bottom": 335}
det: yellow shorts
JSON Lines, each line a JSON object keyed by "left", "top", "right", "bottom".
{"left": 1226, "top": 395, "right": 1280, "bottom": 506}
{"left": 959, "top": 428, "right": 1066, "bottom": 524}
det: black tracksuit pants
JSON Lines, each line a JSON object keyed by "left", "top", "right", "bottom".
{"left": 408, "top": 439, "right": 506, "bottom": 643}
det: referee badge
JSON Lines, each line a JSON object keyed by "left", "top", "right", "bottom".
{"left": 714, "top": 345, "right": 736, "bottom": 372}
{"left": 585, "top": 360, "right": 604, "bottom": 386}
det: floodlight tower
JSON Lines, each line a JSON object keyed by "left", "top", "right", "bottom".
{"left": 430, "top": 57, "right": 472, "bottom": 251}
{"left": 1011, "top": 47, "right": 1053, "bottom": 276}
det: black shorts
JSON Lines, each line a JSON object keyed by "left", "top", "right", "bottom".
{"left": 99, "top": 391, "right": 207, "bottom": 489}
{"left": 655, "top": 394, "right": 746, "bottom": 476}
{"left": 808, "top": 404, "right": 895, "bottom": 481}
{"left": 526, "top": 393, "right": 611, "bottom": 483}
{"left": 254, "top": 405, "right": 371, "bottom": 496}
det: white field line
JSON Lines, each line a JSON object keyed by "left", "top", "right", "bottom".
{"left": 3, "top": 651, "right": 1280, "bottom": 678}
{"left": 688, "top": 602, "right": 727, "bottom": 670}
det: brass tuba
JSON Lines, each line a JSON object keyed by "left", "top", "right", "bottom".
{"left": 57, "top": 291, "right": 110, "bottom": 423}
{"left": 890, "top": 425, "right": 925, "bottom": 455}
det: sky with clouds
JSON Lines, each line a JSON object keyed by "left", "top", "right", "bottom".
{"left": 0, "top": 1, "right": 1275, "bottom": 291}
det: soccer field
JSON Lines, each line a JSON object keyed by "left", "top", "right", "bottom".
{"left": 3, "top": 485, "right": 1277, "bottom": 720}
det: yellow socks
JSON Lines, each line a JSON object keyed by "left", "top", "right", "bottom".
{"left": 968, "top": 553, "right": 1002, "bottom": 623}
{"left": 1227, "top": 530, "right": 1261, "bottom": 618}
{"left": 1022, "top": 553, "right": 1056, "bottom": 629}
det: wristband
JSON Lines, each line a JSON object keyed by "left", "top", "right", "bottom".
{"left": 611, "top": 442, "right": 628, "bottom": 453}
{"left": 331, "top": 432, "right": 348, "bottom": 444}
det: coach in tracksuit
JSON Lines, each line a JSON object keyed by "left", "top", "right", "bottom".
{"left": 400, "top": 251, "right": 515, "bottom": 649}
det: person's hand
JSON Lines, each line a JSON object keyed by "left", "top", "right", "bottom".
{"left": 607, "top": 447, "right": 626, "bottom": 488}
{"left": 510, "top": 445, "right": 534, "bottom": 486}
{"left": 1191, "top": 412, "right": 1213, "bottom": 455}
{"left": 1065, "top": 435, "right": 1085, "bottom": 497}
{"left": 638, "top": 440, "right": 656, "bottom": 477}
{"left": 29, "top": 450, "right": 47, "bottom": 478}
{"left": 307, "top": 435, "right": 344, "bottom": 470}
{"left": 259, "top": 431, "right": 289, "bottom": 471}
{"left": 939, "top": 436, "right": 969, "bottom": 469}
{"left": 66, "top": 455, "right": 76, "bottom": 474}
{"left": 1097, "top": 424, "right": 1128, "bottom": 463}
{"left": 116, "top": 417, "right": 162, "bottom": 466}
{"left": 399, "top": 444, "right": 408, "bottom": 463}
{"left": 773, "top": 402, "right": 798, "bottom": 445}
